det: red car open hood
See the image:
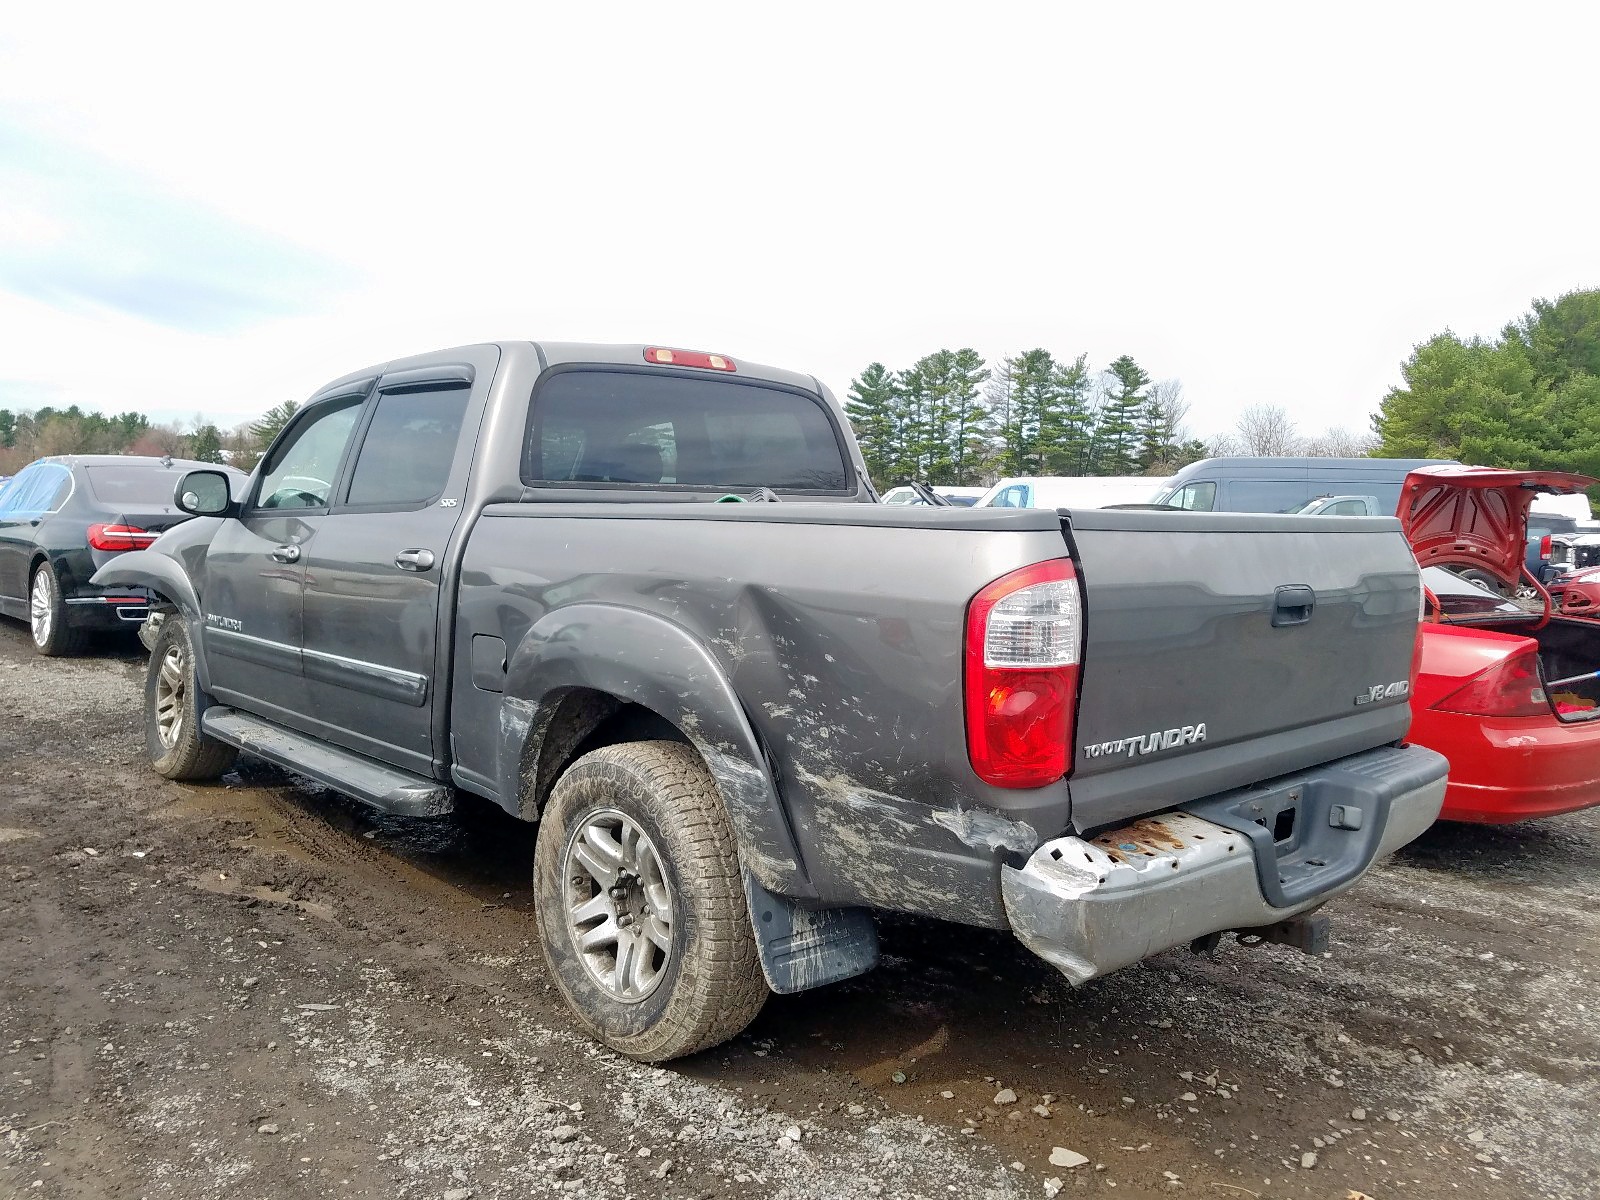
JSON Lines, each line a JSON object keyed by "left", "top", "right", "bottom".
{"left": 1399, "top": 466, "right": 1597, "bottom": 586}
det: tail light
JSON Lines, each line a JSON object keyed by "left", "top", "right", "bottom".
{"left": 1431, "top": 646, "right": 1548, "bottom": 718}
{"left": 1540, "top": 534, "right": 1552, "bottom": 561}
{"left": 964, "top": 559, "right": 1082, "bottom": 788}
{"left": 87, "top": 524, "right": 159, "bottom": 552}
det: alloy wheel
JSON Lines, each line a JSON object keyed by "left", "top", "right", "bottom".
{"left": 29, "top": 571, "right": 52, "bottom": 647}
{"left": 562, "top": 808, "right": 675, "bottom": 1002}
{"left": 154, "top": 643, "right": 187, "bottom": 749}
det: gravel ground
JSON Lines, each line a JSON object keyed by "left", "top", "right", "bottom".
{"left": 1, "top": 619, "right": 1597, "bottom": 1199}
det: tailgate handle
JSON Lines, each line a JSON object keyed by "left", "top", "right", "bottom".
{"left": 1272, "top": 584, "right": 1315, "bottom": 627}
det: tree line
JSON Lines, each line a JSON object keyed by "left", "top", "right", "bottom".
{"left": 0, "top": 403, "right": 302, "bottom": 477}
{"left": 846, "top": 349, "right": 1212, "bottom": 488}
{"left": 844, "top": 349, "right": 1381, "bottom": 490}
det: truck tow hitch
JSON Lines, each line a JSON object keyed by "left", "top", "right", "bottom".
{"left": 1237, "top": 912, "right": 1331, "bottom": 956}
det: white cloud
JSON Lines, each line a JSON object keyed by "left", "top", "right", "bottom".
{"left": 2, "top": 1, "right": 1598, "bottom": 441}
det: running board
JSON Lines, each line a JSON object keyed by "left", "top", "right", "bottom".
{"left": 201, "top": 707, "right": 455, "bottom": 817}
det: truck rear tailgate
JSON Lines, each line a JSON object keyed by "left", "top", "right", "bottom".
{"left": 1064, "top": 509, "right": 1422, "bottom": 832}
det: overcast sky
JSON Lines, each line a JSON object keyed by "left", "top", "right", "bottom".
{"left": 2, "top": 2, "right": 1597, "bottom": 444}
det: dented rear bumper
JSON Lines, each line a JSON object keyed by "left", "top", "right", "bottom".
{"left": 1000, "top": 745, "right": 1447, "bottom": 985}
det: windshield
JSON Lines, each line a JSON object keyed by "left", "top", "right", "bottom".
{"left": 526, "top": 371, "right": 850, "bottom": 493}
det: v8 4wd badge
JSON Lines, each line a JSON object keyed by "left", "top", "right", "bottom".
{"left": 1355, "top": 680, "right": 1410, "bottom": 705}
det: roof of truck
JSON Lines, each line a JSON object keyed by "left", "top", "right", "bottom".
{"left": 306, "top": 341, "right": 828, "bottom": 402}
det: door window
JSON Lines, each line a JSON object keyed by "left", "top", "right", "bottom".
{"left": 1228, "top": 480, "right": 1312, "bottom": 513}
{"left": 255, "top": 400, "right": 363, "bottom": 510}
{"left": 1168, "top": 480, "right": 1216, "bottom": 511}
{"left": 345, "top": 386, "right": 471, "bottom": 507}
{"left": 991, "top": 485, "right": 1028, "bottom": 508}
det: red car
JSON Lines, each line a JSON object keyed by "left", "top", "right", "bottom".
{"left": 1402, "top": 466, "right": 1600, "bottom": 823}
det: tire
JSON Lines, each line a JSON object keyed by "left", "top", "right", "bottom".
{"left": 144, "top": 615, "right": 237, "bottom": 781}
{"left": 29, "top": 560, "right": 90, "bottom": 657}
{"left": 1458, "top": 569, "right": 1508, "bottom": 597}
{"left": 533, "top": 740, "right": 767, "bottom": 1061}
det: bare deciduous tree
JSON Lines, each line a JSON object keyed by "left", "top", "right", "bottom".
{"left": 1301, "top": 426, "right": 1379, "bottom": 457}
{"left": 1234, "top": 404, "right": 1301, "bottom": 456}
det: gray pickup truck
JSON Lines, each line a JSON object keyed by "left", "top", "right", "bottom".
{"left": 97, "top": 341, "right": 1447, "bottom": 1061}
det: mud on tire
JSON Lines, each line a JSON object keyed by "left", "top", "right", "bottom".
{"left": 144, "top": 614, "right": 237, "bottom": 782}
{"left": 29, "top": 561, "right": 90, "bottom": 657}
{"left": 533, "top": 740, "right": 768, "bottom": 1061}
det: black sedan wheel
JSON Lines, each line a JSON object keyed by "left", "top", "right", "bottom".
{"left": 29, "top": 562, "right": 88, "bottom": 657}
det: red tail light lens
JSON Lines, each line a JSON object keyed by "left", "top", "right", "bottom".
{"left": 964, "top": 559, "right": 1082, "bottom": 788}
{"left": 1540, "top": 534, "right": 1552, "bottom": 561}
{"left": 1431, "top": 647, "right": 1548, "bottom": 718}
{"left": 87, "top": 524, "right": 159, "bottom": 552}
{"left": 643, "top": 347, "right": 737, "bottom": 372}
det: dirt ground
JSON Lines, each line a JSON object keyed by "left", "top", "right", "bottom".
{"left": 1, "top": 621, "right": 1597, "bottom": 1200}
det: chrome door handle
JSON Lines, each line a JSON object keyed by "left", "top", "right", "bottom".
{"left": 395, "top": 548, "right": 435, "bottom": 572}
{"left": 270, "top": 544, "right": 301, "bottom": 564}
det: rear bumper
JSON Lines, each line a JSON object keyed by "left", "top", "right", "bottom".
{"left": 1410, "top": 708, "right": 1600, "bottom": 823}
{"left": 1000, "top": 744, "right": 1447, "bottom": 985}
{"left": 64, "top": 590, "right": 151, "bottom": 629}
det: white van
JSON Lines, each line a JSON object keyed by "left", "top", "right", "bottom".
{"left": 977, "top": 476, "right": 1169, "bottom": 510}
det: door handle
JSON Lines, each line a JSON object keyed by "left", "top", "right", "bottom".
{"left": 1272, "top": 584, "right": 1315, "bottom": 627}
{"left": 395, "top": 548, "right": 435, "bottom": 572}
{"left": 270, "top": 544, "right": 301, "bottom": 564}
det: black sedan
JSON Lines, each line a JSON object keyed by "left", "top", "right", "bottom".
{"left": 0, "top": 455, "right": 246, "bottom": 655}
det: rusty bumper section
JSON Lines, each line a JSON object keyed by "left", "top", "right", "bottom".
{"left": 1000, "top": 745, "right": 1447, "bottom": 985}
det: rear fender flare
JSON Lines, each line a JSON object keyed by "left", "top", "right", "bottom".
{"left": 501, "top": 603, "right": 812, "bottom": 898}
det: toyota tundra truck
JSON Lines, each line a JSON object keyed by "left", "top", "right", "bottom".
{"left": 96, "top": 341, "right": 1447, "bottom": 1061}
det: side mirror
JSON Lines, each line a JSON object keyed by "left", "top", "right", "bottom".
{"left": 175, "top": 469, "right": 233, "bottom": 517}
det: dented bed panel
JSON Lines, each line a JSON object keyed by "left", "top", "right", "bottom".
{"left": 454, "top": 508, "right": 1073, "bottom": 916}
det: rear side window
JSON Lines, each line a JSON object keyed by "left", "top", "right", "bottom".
{"left": 1228, "top": 480, "right": 1312, "bottom": 513}
{"left": 0, "top": 463, "right": 71, "bottom": 514}
{"left": 525, "top": 370, "right": 849, "bottom": 493}
{"left": 346, "top": 386, "right": 471, "bottom": 507}
{"left": 84, "top": 465, "right": 185, "bottom": 506}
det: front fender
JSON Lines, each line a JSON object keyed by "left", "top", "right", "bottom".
{"left": 502, "top": 603, "right": 813, "bottom": 898}
{"left": 91, "top": 548, "right": 210, "bottom": 685}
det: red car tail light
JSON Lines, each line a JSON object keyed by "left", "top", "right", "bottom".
{"left": 1431, "top": 646, "right": 1549, "bottom": 718}
{"left": 87, "top": 524, "right": 160, "bottom": 552}
{"left": 964, "top": 559, "right": 1082, "bottom": 788}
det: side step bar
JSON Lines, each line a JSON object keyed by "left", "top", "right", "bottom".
{"left": 201, "top": 707, "right": 455, "bottom": 817}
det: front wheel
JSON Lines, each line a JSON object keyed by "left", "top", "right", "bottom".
{"left": 533, "top": 741, "right": 767, "bottom": 1061}
{"left": 144, "top": 615, "right": 237, "bottom": 781}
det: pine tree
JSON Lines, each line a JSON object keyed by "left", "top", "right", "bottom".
{"left": 1096, "top": 355, "right": 1151, "bottom": 474}
{"left": 844, "top": 363, "right": 898, "bottom": 487}
{"left": 188, "top": 424, "right": 225, "bottom": 464}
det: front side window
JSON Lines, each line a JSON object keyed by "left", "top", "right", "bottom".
{"left": 256, "top": 399, "right": 363, "bottom": 510}
{"left": 525, "top": 370, "right": 850, "bottom": 493}
{"left": 1167, "top": 480, "right": 1216, "bottom": 511}
{"left": 992, "top": 485, "right": 1028, "bottom": 508}
{"left": 345, "top": 386, "right": 471, "bottom": 507}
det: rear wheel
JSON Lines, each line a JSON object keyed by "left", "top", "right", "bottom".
{"left": 533, "top": 741, "right": 767, "bottom": 1061}
{"left": 144, "top": 615, "right": 237, "bottom": 781}
{"left": 29, "top": 561, "right": 89, "bottom": 657}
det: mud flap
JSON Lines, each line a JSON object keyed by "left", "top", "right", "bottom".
{"left": 742, "top": 871, "right": 879, "bottom": 995}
